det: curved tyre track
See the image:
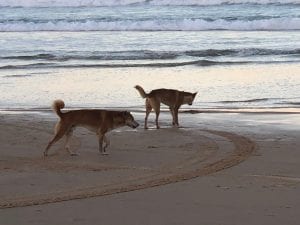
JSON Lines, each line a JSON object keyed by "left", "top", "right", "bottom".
{"left": 0, "top": 129, "right": 255, "bottom": 209}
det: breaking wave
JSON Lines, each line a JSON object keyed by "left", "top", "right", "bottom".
{"left": 1, "top": 18, "right": 300, "bottom": 31}
{"left": 1, "top": 0, "right": 300, "bottom": 7}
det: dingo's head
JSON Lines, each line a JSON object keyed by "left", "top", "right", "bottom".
{"left": 184, "top": 92, "right": 197, "bottom": 105}
{"left": 123, "top": 111, "right": 139, "bottom": 128}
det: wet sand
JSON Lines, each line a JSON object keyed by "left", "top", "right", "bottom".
{"left": 0, "top": 111, "right": 299, "bottom": 224}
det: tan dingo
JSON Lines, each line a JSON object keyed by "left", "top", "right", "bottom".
{"left": 135, "top": 85, "right": 197, "bottom": 129}
{"left": 44, "top": 100, "right": 139, "bottom": 156}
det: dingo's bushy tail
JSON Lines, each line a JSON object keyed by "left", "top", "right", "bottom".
{"left": 134, "top": 85, "right": 148, "bottom": 98}
{"left": 52, "top": 99, "right": 65, "bottom": 118}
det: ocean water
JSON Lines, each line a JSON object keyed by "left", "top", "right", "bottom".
{"left": 0, "top": 0, "right": 300, "bottom": 111}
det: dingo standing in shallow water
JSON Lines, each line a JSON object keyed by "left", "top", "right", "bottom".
{"left": 44, "top": 100, "right": 139, "bottom": 157}
{"left": 135, "top": 85, "right": 197, "bottom": 129}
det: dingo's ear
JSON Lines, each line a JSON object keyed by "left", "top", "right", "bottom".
{"left": 122, "top": 111, "right": 130, "bottom": 116}
{"left": 193, "top": 92, "right": 198, "bottom": 97}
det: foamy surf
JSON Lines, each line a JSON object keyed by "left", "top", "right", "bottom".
{"left": 1, "top": 0, "right": 300, "bottom": 7}
{"left": 1, "top": 17, "right": 300, "bottom": 31}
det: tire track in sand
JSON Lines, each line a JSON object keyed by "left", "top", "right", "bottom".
{"left": 0, "top": 130, "right": 256, "bottom": 209}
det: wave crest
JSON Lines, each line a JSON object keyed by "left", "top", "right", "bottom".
{"left": 1, "top": 0, "right": 300, "bottom": 7}
{"left": 1, "top": 18, "right": 300, "bottom": 31}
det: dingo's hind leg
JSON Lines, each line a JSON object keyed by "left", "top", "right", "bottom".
{"left": 44, "top": 121, "right": 70, "bottom": 157}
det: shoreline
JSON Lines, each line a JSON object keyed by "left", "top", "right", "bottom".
{"left": 1, "top": 106, "right": 300, "bottom": 114}
{"left": 1, "top": 63, "right": 300, "bottom": 112}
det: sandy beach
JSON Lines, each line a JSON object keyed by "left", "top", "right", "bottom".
{"left": 0, "top": 110, "right": 299, "bottom": 225}
{"left": 1, "top": 1, "right": 300, "bottom": 224}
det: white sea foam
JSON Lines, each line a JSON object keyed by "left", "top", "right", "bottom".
{"left": 1, "top": 0, "right": 300, "bottom": 7}
{"left": 1, "top": 18, "right": 299, "bottom": 31}
{"left": 1, "top": 0, "right": 144, "bottom": 7}
{"left": 148, "top": 0, "right": 300, "bottom": 6}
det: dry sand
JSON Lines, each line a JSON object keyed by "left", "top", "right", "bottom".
{"left": 0, "top": 111, "right": 299, "bottom": 225}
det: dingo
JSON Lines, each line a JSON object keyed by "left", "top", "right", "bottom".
{"left": 135, "top": 85, "right": 197, "bottom": 129}
{"left": 44, "top": 100, "right": 139, "bottom": 156}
